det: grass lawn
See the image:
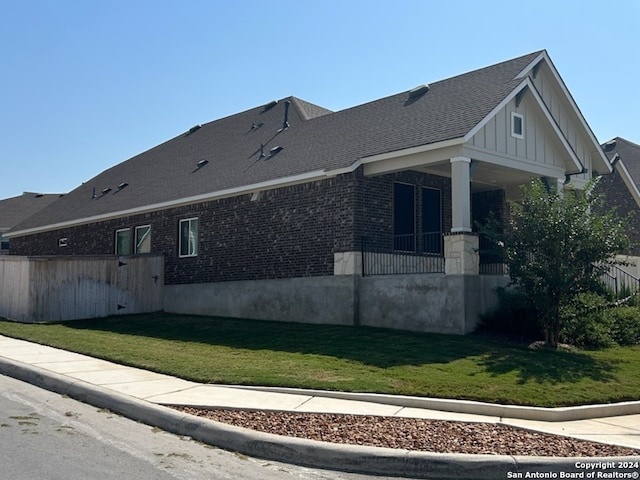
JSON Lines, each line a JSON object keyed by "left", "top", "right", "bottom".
{"left": 0, "top": 312, "right": 638, "bottom": 408}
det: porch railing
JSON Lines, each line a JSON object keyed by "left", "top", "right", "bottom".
{"left": 601, "top": 264, "right": 640, "bottom": 298}
{"left": 362, "top": 233, "right": 444, "bottom": 276}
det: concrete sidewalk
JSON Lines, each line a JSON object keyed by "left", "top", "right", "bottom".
{"left": 1, "top": 334, "right": 638, "bottom": 479}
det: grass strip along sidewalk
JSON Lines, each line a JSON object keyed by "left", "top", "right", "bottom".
{"left": 0, "top": 312, "right": 638, "bottom": 408}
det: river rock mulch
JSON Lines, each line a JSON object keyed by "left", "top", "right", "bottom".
{"left": 172, "top": 407, "right": 639, "bottom": 457}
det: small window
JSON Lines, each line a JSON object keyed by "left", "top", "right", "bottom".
{"left": 135, "top": 225, "right": 151, "bottom": 254}
{"left": 58, "top": 238, "right": 68, "bottom": 248}
{"left": 511, "top": 112, "right": 524, "bottom": 139}
{"left": 0, "top": 236, "right": 9, "bottom": 251}
{"left": 115, "top": 228, "right": 131, "bottom": 255}
{"left": 179, "top": 218, "right": 198, "bottom": 257}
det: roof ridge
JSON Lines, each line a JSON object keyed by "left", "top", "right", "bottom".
{"left": 613, "top": 137, "right": 640, "bottom": 150}
{"left": 288, "top": 97, "right": 333, "bottom": 121}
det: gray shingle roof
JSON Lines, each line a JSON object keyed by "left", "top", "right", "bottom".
{"left": 10, "top": 51, "right": 543, "bottom": 234}
{"left": 603, "top": 137, "right": 640, "bottom": 184}
{"left": 0, "top": 192, "right": 62, "bottom": 231}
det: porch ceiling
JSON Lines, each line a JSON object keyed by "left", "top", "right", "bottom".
{"left": 416, "top": 161, "right": 544, "bottom": 193}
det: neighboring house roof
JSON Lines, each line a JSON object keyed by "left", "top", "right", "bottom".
{"left": 0, "top": 192, "right": 62, "bottom": 233}
{"left": 8, "top": 50, "right": 606, "bottom": 237}
{"left": 602, "top": 137, "right": 640, "bottom": 208}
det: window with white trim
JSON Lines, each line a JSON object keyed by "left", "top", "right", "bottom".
{"left": 179, "top": 218, "right": 198, "bottom": 257}
{"left": 511, "top": 112, "right": 524, "bottom": 139}
{"left": 135, "top": 225, "right": 151, "bottom": 254}
{"left": 115, "top": 228, "right": 131, "bottom": 255}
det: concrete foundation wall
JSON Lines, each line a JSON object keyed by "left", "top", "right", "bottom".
{"left": 164, "top": 276, "right": 357, "bottom": 326}
{"left": 164, "top": 274, "right": 509, "bottom": 334}
{"left": 359, "top": 274, "right": 508, "bottom": 334}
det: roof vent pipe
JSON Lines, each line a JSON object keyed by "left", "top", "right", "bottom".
{"left": 281, "top": 100, "right": 291, "bottom": 131}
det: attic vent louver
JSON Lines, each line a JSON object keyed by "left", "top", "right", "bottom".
{"left": 408, "top": 84, "right": 430, "bottom": 99}
{"left": 187, "top": 125, "right": 202, "bottom": 135}
{"left": 101, "top": 187, "right": 112, "bottom": 195}
{"left": 604, "top": 140, "right": 617, "bottom": 152}
{"left": 117, "top": 182, "right": 129, "bottom": 191}
{"left": 263, "top": 100, "right": 278, "bottom": 112}
{"left": 196, "top": 159, "right": 209, "bottom": 169}
{"left": 269, "top": 146, "right": 283, "bottom": 157}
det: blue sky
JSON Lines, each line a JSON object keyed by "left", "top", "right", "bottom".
{"left": 1, "top": 0, "right": 638, "bottom": 199}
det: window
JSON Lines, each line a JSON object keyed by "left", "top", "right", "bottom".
{"left": 115, "top": 228, "right": 131, "bottom": 255}
{"left": 422, "top": 188, "right": 442, "bottom": 254}
{"left": 0, "top": 235, "right": 8, "bottom": 251}
{"left": 135, "top": 225, "right": 151, "bottom": 254}
{"left": 179, "top": 218, "right": 198, "bottom": 257}
{"left": 393, "top": 183, "right": 415, "bottom": 251}
{"left": 511, "top": 112, "right": 524, "bottom": 139}
{"left": 58, "top": 238, "right": 68, "bottom": 248}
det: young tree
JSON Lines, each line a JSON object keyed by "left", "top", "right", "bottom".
{"left": 482, "top": 178, "right": 631, "bottom": 348}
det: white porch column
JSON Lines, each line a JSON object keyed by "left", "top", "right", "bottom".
{"left": 450, "top": 156, "right": 472, "bottom": 233}
{"left": 446, "top": 156, "right": 479, "bottom": 275}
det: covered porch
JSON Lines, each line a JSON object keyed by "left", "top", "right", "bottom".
{"left": 348, "top": 140, "right": 573, "bottom": 278}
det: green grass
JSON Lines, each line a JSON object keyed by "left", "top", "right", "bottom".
{"left": 0, "top": 312, "right": 639, "bottom": 407}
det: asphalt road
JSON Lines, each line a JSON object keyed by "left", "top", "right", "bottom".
{"left": 0, "top": 374, "right": 404, "bottom": 480}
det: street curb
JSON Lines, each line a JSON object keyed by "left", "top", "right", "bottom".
{"left": 0, "top": 357, "right": 638, "bottom": 479}
{"left": 228, "top": 385, "right": 640, "bottom": 422}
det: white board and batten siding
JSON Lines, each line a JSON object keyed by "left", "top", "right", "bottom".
{"left": 467, "top": 95, "right": 567, "bottom": 176}
{"left": 0, "top": 255, "right": 164, "bottom": 323}
{"left": 530, "top": 62, "right": 596, "bottom": 183}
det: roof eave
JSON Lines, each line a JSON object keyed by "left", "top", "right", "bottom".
{"left": 6, "top": 169, "right": 333, "bottom": 238}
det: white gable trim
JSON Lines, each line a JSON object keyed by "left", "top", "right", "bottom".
{"left": 515, "top": 51, "right": 547, "bottom": 80}
{"left": 464, "top": 78, "right": 583, "bottom": 174}
{"left": 517, "top": 51, "right": 611, "bottom": 174}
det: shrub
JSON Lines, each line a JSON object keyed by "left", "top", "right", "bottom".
{"left": 560, "top": 293, "right": 640, "bottom": 348}
{"left": 561, "top": 311, "right": 615, "bottom": 349}
{"left": 606, "top": 307, "right": 640, "bottom": 346}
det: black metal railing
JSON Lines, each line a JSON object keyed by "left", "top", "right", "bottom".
{"left": 362, "top": 233, "right": 444, "bottom": 276}
{"left": 601, "top": 264, "right": 640, "bottom": 298}
{"left": 479, "top": 263, "right": 508, "bottom": 275}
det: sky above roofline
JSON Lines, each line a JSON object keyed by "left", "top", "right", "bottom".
{"left": 1, "top": 0, "right": 639, "bottom": 200}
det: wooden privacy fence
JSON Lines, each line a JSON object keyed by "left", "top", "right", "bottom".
{"left": 0, "top": 255, "right": 164, "bottom": 323}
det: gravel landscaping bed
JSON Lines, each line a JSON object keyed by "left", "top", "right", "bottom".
{"left": 173, "top": 407, "right": 639, "bottom": 457}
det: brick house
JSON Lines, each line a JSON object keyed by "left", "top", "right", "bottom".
{"left": 5, "top": 50, "right": 613, "bottom": 333}
{"left": 596, "top": 138, "right": 640, "bottom": 279}
{"left": 0, "top": 192, "right": 62, "bottom": 254}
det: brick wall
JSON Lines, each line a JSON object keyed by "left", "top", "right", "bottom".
{"left": 11, "top": 169, "right": 454, "bottom": 284}
{"left": 595, "top": 171, "right": 640, "bottom": 256}
{"left": 354, "top": 168, "right": 452, "bottom": 251}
